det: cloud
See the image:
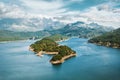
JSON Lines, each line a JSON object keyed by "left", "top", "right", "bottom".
{"left": 9, "top": 24, "right": 42, "bottom": 32}
{"left": 0, "top": 2, "right": 27, "bottom": 18}
{"left": 80, "top": 2, "right": 120, "bottom": 28}
{"left": 53, "top": 1, "right": 120, "bottom": 28}
{"left": 0, "top": 0, "right": 119, "bottom": 31}
{"left": 20, "top": 0, "right": 66, "bottom": 16}
{"left": 20, "top": 0, "right": 84, "bottom": 16}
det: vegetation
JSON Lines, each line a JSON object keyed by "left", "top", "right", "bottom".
{"left": 30, "top": 38, "right": 59, "bottom": 52}
{"left": 30, "top": 38, "right": 76, "bottom": 62}
{"left": 51, "top": 46, "right": 76, "bottom": 61}
{"left": 0, "top": 30, "right": 49, "bottom": 42}
{"left": 88, "top": 28, "right": 120, "bottom": 48}
{"left": 45, "top": 34, "right": 68, "bottom": 41}
{"left": 0, "top": 29, "right": 68, "bottom": 42}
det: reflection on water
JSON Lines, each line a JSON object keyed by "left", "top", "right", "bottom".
{"left": 0, "top": 38, "right": 120, "bottom": 80}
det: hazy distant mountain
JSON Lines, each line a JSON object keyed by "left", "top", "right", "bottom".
{"left": 49, "top": 21, "right": 113, "bottom": 38}
{"left": 0, "top": 21, "right": 114, "bottom": 41}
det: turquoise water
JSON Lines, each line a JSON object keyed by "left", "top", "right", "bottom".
{"left": 0, "top": 38, "right": 120, "bottom": 80}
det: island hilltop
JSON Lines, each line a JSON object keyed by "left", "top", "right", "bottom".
{"left": 29, "top": 37, "right": 76, "bottom": 64}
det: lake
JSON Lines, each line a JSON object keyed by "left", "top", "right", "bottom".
{"left": 0, "top": 38, "right": 120, "bottom": 80}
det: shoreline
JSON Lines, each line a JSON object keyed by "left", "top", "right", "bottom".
{"left": 29, "top": 37, "right": 77, "bottom": 64}
{"left": 50, "top": 53, "right": 76, "bottom": 64}
{"left": 90, "top": 42, "right": 120, "bottom": 49}
{"left": 0, "top": 38, "right": 41, "bottom": 43}
{"left": 0, "top": 36, "right": 78, "bottom": 44}
{"left": 36, "top": 51, "right": 58, "bottom": 56}
{"left": 0, "top": 37, "right": 70, "bottom": 44}
{"left": 29, "top": 46, "right": 76, "bottom": 64}
{"left": 0, "top": 39, "right": 29, "bottom": 43}
{"left": 29, "top": 47, "right": 58, "bottom": 56}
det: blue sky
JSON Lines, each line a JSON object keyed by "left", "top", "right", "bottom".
{"left": 0, "top": 0, "right": 120, "bottom": 29}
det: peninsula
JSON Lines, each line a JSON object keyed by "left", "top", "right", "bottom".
{"left": 29, "top": 38, "right": 76, "bottom": 64}
{"left": 88, "top": 28, "right": 120, "bottom": 48}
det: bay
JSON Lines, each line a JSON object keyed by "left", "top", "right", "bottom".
{"left": 0, "top": 38, "right": 120, "bottom": 80}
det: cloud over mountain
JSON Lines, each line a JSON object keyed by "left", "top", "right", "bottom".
{"left": 0, "top": 0, "right": 120, "bottom": 31}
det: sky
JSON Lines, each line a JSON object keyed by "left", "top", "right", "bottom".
{"left": 0, "top": 0, "right": 120, "bottom": 29}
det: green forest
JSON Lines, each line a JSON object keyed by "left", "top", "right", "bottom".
{"left": 88, "top": 28, "right": 120, "bottom": 48}
{"left": 30, "top": 38, "right": 76, "bottom": 61}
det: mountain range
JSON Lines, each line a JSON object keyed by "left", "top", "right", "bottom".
{"left": 0, "top": 20, "right": 113, "bottom": 41}
{"left": 49, "top": 21, "right": 113, "bottom": 38}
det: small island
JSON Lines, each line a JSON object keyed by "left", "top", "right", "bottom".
{"left": 29, "top": 38, "right": 76, "bottom": 64}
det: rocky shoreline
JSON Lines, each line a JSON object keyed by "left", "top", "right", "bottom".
{"left": 29, "top": 46, "right": 76, "bottom": 64}
{"left": 29, "top": 47, "right": 58, "bottom": 56}
{"left": 50, "top": 53, "right": 76, "bottom": 64}
{"left": 89, "top": 41, "right": 120, "bottom": 49}
{"left": 36, "top": 51, "right": 58, "bottom": 56}
{"left": 29, "top": 46, "right": 34, "bottom": 52}
{"left": 88, "top": 28, "right": 120, "bottom": 49}
{"left": 29, "top": 38, "right": 77, "bottom": 64}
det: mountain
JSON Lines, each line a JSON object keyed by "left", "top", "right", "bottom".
{"left": 0, "top": 21, "right": 113, "bottom": 41}
{"left": 49, "top": 21, "right": 113, "bottom": 38}
{"left": 88, "top": 28, "right": 120, "bottom": 48}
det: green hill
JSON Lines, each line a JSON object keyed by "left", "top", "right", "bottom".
{"left": 30, "top": 38, "right": 59, "bottom": 53}
{"left": 88, "top": 28, "right": 120, "bottom": 48}
{"left": 30, "top": 38, "right": 76, "bottom": 64}
{"left": 45, "top": 34, "right": 68, "bottom": 41}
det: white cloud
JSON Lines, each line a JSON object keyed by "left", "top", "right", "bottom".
{"left": 53, "top": 2, "right": 120, "bottom": 28}
{"left": 0, "top": 2, "right": 28, "bottom": 18}
{"left": 20, "top": 0, "right": 67, "bottom": 16}
{"left": 0, "top": 0, "right": 119, "bottom": 31}
{"left": 9, "top": 24, "right": 41, "bottom": 32}
{"left": 80, "top": 2, "right": 120, "bottom": 28}
{"left": 0, "top": 2, "right": 52, "bottom": 18}
{"left": 20, "top": 0, "right": 84, "bottom": 16}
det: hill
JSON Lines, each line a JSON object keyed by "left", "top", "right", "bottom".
{"left": 49, "top": 22, "right": 112, "bottom": 38}
{"left": 88, "top": 28, "right": 120, "bottom": 48}
{"left": 30, "top": 38, "right": 76, "bottom": 64}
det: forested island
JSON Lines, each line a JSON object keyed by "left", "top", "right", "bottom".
{"left": 88, "top": 28, "right": 120, "bottom": 48}
{"left": 29, "top": 38, "right": 76, "bottom": 64}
